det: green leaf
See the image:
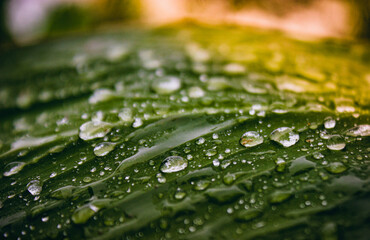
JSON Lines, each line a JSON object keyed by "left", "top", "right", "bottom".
{"left": 0, "top": 25, "right": 369, "bottom": 239}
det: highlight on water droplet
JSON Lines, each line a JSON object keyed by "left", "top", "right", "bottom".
{"left": 240, "top": 131, "right": 264, "bottom": 148}
{"left": 160, "top": 156, "right": 188, "bottom": 173}
{"left": 270, "top": 127, "right": 299, "bottom": 147}
{"left": 324, "top": 117, "right": 336, "bottom": 129}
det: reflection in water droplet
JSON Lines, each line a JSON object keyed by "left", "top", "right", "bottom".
{"left": 240, "top": 131, "right": 263, "bottom": 148}
{"left": 327, "top": 135, "right": 345, "bottom": 150}
{"left": 325, "top": 162, "right": 348, "bottom": 174}
{"left": 160, "top": 156, "right": 188, "bottom": 173}
{"left": 270, "top": 127, "right": 299, "bottom": 147}
{"left": 3, "top": 162, "right": 26, "bottom": 177}
{"left": 93, "top": 142, "right": 116, "bottom": 156}
{"left": 345, "top": 125, "right": 370, "bottom": 137}
{"left": 27, "top": 180, "right": 42, "bottom": 196}
{"left": 79, "top": 121, "right": 112, "bottom": 141}
{"left": 152, "top": 77, "right": 181, "bottom": 94}
{"left": 324, "top": 117, "right": 336, "bottom": 129}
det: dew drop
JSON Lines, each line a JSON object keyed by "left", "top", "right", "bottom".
{"left": 326, "top": 135, "right": 345, "bottom": 151}
{"left": 152, "top": 77, "right": 181, "bottom": 94}
{"left": 93, "top": 142, "right": 116, "bottom": 156}
{"left": 188, "top": 86, "right": 205, "bottom": 98}
{"left": 205, "top": 149, "right": 217, "bottom": 157}
{"left": 270, "top": 127, "right": 299, "bottom": 147}
{"left": 27, "top": 180, "right": 42, "bottom": 196}
{"left": 240, "top": 131, "right": 263, "bottom": 148}
{"left": 196, "top": 137, "right": 205, "bottom": 145}
{"left": 160, "top": 156, "right": 188, "bottom": 173}
{"left": 345, "top": 124, "right": 370, "bottom": 137}
{"left": 3, "top": 162, "right": 26, "bottom": 177}
{"left": 174, "top": 191, "right": 186, "bottom": 200}
{"left": 79, "top": 121, "right": 112, "bottom": 141}
{"left": 274, "top": 158, "right": 286, "bottom": 172}
{"left": 235, "top": 209, "right": 262, "bottom": 222}
{"left": 325, "top": 162, "right": 348, "bottom": 174}
{"left": 269, "top": 190, "right": 292, "bottom": 204}
{"left": 132, "top": 118, "right": 143, "bottom": 128}
{"left": 324, "top": 117, "right": 336, "bottom": 129}
{"left": 193, "top": 180, "right": 210, "bottom": 191}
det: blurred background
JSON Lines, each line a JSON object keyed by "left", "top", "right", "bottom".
{"left": 0, "top": 0, "right": 369, "bottom": 46}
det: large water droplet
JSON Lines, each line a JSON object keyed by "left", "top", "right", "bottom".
{"left": 326, "top": 135, "right": 345, "bottom": 150}
{"left": 324, "top": 117, "right": 336, "bottom": 129}
{"left": 325, "top": 162, "right": 348, "bottom": 174}
{"left": 270, "top": 127, "right": 299, "bottom": 147}
{"left": 240, "top": 131, "right": 263, "bottom": 148}
{"left": 345, "top": 125, "right": 370, "bottom": 137}
{"left": 3, "top": 162, "right": 26, "bottom": 177}
{"left": 79, "top": 121, "right": 113, "bottom": 141}
{"left": 160, "top": 156, "right": 188, "bottom": 173}
{"left": 27, "top": 180, "right": 42, "bottom": 196}
{"left": 93, "top": 142, "right": 116, "bottom": 156}
{"left": 152, "top": 77, "right": 181, "bottom": 94}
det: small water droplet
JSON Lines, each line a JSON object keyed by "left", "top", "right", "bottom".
{"left": 160, "top": 156, "right": 188, "bottom": 173}
{"left": 27, "top": 180, "right": 42, "bottom": 196}
{"left": 41, "top": 216, "right": 49, "bottom": 222}
{"left": 188, "top": 86, "right": 205, "bottom": 98}
{"left": 79, "top": 121, "right": 112, "bottom": 141}
{"left": 88, "top": 89, "right": 116, "bottom": 104}
{"left": 194, "top": 180, "right": 210, "bottom": 191}
{"left": 174, "top": 191, "right": 186, "bottom": 200}
{"left": 312, "top": 152, "right": 324, "bottom": 160}
{"left": 235, "top": 209, "right": 262, "bottom": 222}
{"left": 240, "top": 131, "right": 263, "bottom": 148}
{"left": 324, "top": 117, "right": 336, "bottom": 129}
{"left": 93, "top": 142, "right": 116, "bottom": 156}
{"left": 152, "top": 76, "right": 181, "bottom": 94}
{"left": 325, "top": 162, "right": 348, "bottom": 174}
{"left": 274, "top": 158, "right": 286, "bottom": 172}
{"left": 326, "top": 135, "right": 345, "bottom": 150}
{"left": 270, "top": 127, "right": 299, "bottom": 147}
{"left": 212, "top": 159, "right": 220, "bottom": 167}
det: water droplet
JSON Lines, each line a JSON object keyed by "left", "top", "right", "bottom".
{"left": 71, "top": 205, "right": 98, "bottom": 224}
{"left": 223, "top": 173, "right": 237, "bottom": 185}
{"left": 196, "top": 137, "right": 205, "bottom": 145}
{"left": 132, "top": 118, "right": 143, "bottom": 128}
{"left": 152, "top": 76, "right": 181, "bottom": 94}
{"left": 235, "top": 209, "right": 262, "bottom": 222}
{"left": 312, "top": 152, "right": 324, "bottom": 160}
{"left": 88, "top": 89, "right": 117, "bottom": 104}
{"left": 207, "top": 77, "right": 230, "bottom": 91}
{"left": 93, "top": 142, "right": 116, "bottom": 156}
{"left": 3, "top": 162, "right": 26, "bottom": 177}
{"left": 240, "top": 131, "right": 263, "bottom": 148}
{"left": 326, "top": 135, "right": 345, "bottom": 150}
{"left": 270, "top": 127, "right": 299, "bottom": 147}
{"left": 205, "top": 149, "right": 217, "bottom": 157}
{"left": 324, "top": 117, "right": 336, "bottom": 129}
{"left": 212, "top": 159, "right": 220, "bottom": 167}
{"left": 325, "top": 162, "right": 348, "bottom": 174}
{"left": 27, "top": 180, "right": 42, "bottom": 196}
{"left": 188, "top": 86, "right": 205, "bottom": 98}
{"left": 205, "top": 186, "right": 244, "bottom": 203}
{"left": 160, "top": 156, "right": 188, "bottom": 173}
{"left": 118, "top": 108, "right": 133, "bottom": 122}
{"left": 41, "top": 216, "right": 49, "bottom": 222}
{"left": 269, "top": 190, "right": 292, "bottom": 204}
{"left": 345, "top": 125, "right": 370, "bottom": 137}
{"left": 79, "top": 121, "right": 112, "bottom": 141}
{"left": 274, "top": 158, "right": 286, "bottom": 172}
{"left": 174, "top": 191, "right": 186, "bottom": 200}
{"left": 193, "top": 180, "right": 210, "bottom": 191}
